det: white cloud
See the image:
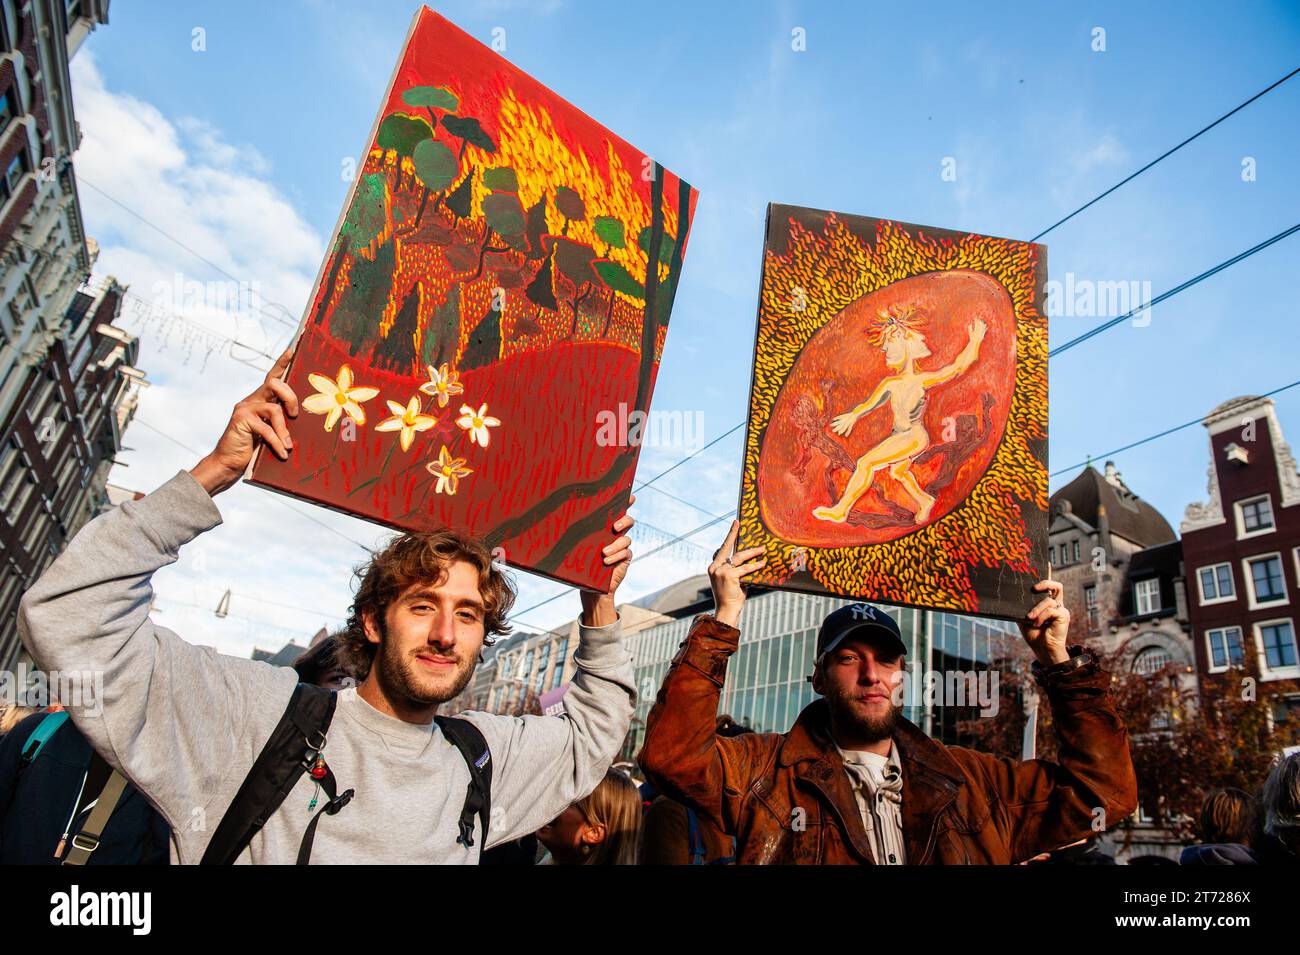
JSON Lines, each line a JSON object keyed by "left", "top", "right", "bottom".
{"left": 69, "top": 51, "right": 381, "bottom": 658}
{"left": 1073, "top": 132, "right": 1128, "bottom": 173}
{"left": 174, "top": 116, "right": 272, "bottom": 176}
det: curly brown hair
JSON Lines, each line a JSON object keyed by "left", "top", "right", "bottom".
{"left": 338, "top": 529, "right": 516, "bottom": 681}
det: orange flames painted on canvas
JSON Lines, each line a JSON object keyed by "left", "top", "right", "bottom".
{"left": 739, "top": 206, "right": 1047, "bottom": 619}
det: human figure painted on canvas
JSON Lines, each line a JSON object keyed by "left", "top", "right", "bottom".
{"left": 812, "top": 305, "right": 986, "bottom": 525}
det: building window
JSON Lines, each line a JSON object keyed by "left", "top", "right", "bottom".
{"left": 1245, "top": 554, "right": 1287, "bottom": 608}
{"left": 1048, "top": 544, "right": 1055, "bottom": 566}
{"left": 1, "top": 150, "right": 30, "bottom": 205}
{"left": 1132, "top": 646, "right": 1172, "bottom": 676}
{"left": 550, "top": 637, "right": 569, "bottom": 689}
{"left": 1271, "top": 694, "right": 1300, "bottom": 731}
{"left": 1254, "top": 620, "right": 1299, "bottom": 678}
{"left": 1134, "top": 578, "right": 1161, "bottom": 616}
{"left": 1084, "top": 584, "right": 1098, "bottom": 628}
{"left": 1206, "top": 627, "right": 1245, "bottom": 672}
{"left": 534, "top": 641, "right": 551, "bottom": 692}
{"left": 0, "top": 89, "right": 15, "bottom": 135}
{"left": 1196, "top": 562, "right": 1236, "bottom": 605}
{"left": 1235, "top": 494, "right": 1275, "bottom": 539}
{"left": 1071, "top": 540, "right": 1080, "bottom": 564}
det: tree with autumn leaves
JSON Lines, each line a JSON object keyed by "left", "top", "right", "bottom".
{"left": 958, "top": 632, "right": 1300, "bottom": 846}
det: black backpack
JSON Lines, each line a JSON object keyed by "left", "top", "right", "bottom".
{"left": 200, "top": 684, "right": 492, "bottom": 865}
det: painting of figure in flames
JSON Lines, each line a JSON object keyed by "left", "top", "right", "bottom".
{"left": 811, "top": 305, "right": 987, "bottom": 526}
{"left": 249, "top": 8, "right": 698, "bottom": 591}
{"left": 737, "top": 205, "right": 1047, "bottom": 620}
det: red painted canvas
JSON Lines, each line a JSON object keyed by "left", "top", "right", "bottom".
{"left": 737, "top": 205, "right": 1047, "bottom": 620}
{"left": 248, "top": 8, "right": 698, "bottom": 590}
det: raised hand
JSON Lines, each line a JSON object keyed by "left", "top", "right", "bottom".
{"left": 708, "top": 520, "right": 766, "bottom": 629}
{"left": 191, "top": 348, "right": 299, "bottom": 496}
{"left": 1020, "top": 578, "right": 1071, "bottom": 666}
{"left": 580, "top": 495, "right": 635, "bottom": 627}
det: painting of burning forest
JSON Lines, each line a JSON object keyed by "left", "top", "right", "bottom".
{"left": 248, "top": 8, "right": 698, "bottom": 590}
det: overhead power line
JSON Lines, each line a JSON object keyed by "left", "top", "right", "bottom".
{"left": 131, "top": 417, "right": 375, "bottom": 553}
{"left": 615, "top": 70, "right": 1300, "bottom": 523}
{"left": 5, "top": 235, "right": 283, "bottom": 368}
{"left": 1029, "top": 65, "right": 1300, "bottom": 242}
{"left": 509, "top": 508, "right": 738, "bottom": 628}
{"left": 76, "top": 175, "right": 297, "bottom": 328}
{"left": 1050, "top": 375, "right": 1300, "bottom": 477}
{"left": 1049, "top": 221, "right": 1300, "bottom": 357}
{"left": 632, "top": 422, "right": 745, "bottom": 493}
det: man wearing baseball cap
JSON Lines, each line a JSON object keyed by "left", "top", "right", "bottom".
{"left": 638, "top": 521, "right": 1138, "bottom": 865}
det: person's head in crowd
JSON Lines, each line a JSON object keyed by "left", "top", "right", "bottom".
{"left": 336, "top": 530, "right": 516, "bottom": 719}
{"left": 715, "top": 714, "right": 753, "bottom": 738}
{"left": 537, "top": 768, "right": 642, "bottom": 864}
{"left": 810, "top": 604, "right": 908, "bottom": 747}
{"left": 292, "top": 634, "right": 355, "bottom": 689}
{"left": 1198, "top": 787, "right": 1254, "bottom": 846}
{"left": 0, "top": 704, "right": 40, "bottom": 736}
{"left": 1257, "top": 752, "right": 1300, "bottom": 859}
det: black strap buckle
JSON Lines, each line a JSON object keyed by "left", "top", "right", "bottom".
{"left": 327, "top": 789, "right": 354, "bottom": 815}
{"left": 457, "top": 817, "right": 475, "bottom": 847}
{"left": 70, "top": 833, "right": 101, "bottom": 854}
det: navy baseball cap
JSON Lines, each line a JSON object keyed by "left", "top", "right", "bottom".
{"left": 815, "top": 603, "right": 907, "bottom": 662}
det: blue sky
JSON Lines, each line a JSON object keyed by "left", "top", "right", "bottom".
{"left": 73, "top": 1, "right": 1300, "bottom": 651}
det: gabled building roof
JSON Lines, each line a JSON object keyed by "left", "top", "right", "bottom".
{"left": 1050, "top": 463, "right": 1176, "bottom": 547}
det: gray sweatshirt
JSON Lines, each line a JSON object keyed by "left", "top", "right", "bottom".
{"left": 16, "top": 469, "right": 636, "bottom": 864}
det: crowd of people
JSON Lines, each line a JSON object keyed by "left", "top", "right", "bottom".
{"left": 3, "top": 683, "right": 1298, "bottom": 866}
{"left": 2, "top": 353, "right": 1298, "bottom": 866}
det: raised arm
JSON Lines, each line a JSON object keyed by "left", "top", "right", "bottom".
{"left": 463, "top": 504, "right": 638, "bottom": 847}
{"left": 920, "top": 317, "right": 986, "bottom": 388}
{"left": 960, "top": 647, "right": 1138, "bottom": 862}
{"left": 976, "top": 577, "right": 1138, "bottom": 860}
{"left": 16, "top": 350, "right": 304, "bottom": 831}
{"left": 16, "top": 470, "right": 296, "bottom": 831}
{"left": 638, "top": 521, "right": 778, "bottom": 832}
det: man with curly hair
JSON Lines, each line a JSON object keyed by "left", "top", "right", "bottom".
{"left": 18, "top": 351, "right": 637, "bottom": 864}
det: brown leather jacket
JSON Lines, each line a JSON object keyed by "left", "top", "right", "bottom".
{"left": 638, "top": 615, "right": 1139, "bottom": 864}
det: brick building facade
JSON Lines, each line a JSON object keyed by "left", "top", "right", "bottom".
{"left": 1182, "top": 396, "right": 1300, "bottom": 728}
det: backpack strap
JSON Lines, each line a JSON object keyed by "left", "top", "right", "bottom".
{"left": 201, "top": 684, "right": 339, "bottom": 865}
{"left": 294, "top": 761, "right": 352, "bottom": 866}
{"left": 19, "top": 711, "right": 70, "bottom": 768}
{"left": 61, "top": 762, "right": 130, "bottom": 866}
{"left": 686, "top": 806, "right": 705, "bottom": 865}
{"left": 433, "top": 716, "right": 493, "bottom": 851}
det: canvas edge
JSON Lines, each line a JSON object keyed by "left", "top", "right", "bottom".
{"left": 734, "top": 201, "right": 776, "bottom": 556}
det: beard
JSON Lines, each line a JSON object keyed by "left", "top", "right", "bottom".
{"left": 374, "top": 619, "right": 476, "bottom": 708}
{"left": 822, "top": 679, "right": 901, "bottom": 743}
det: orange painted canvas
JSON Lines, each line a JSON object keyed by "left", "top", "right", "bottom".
{"left": 737, "top": 205, "right": 1047, "bottom": 620}
{"left": 248, "top": 8, "right": 697, "bottom": 591}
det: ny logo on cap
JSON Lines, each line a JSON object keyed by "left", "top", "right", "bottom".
{"left": 849, "top": 604, "right": 878, "bottom": 621}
